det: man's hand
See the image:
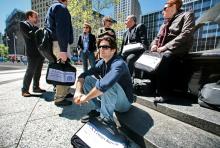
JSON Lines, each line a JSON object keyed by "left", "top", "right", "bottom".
{"left": 157, "top": 46, "right": 167, "bottom": 53}
{"left": 74, "top": 94, "right": 88, "bottom": 105}
{"left": 59, "top": 52, "right": 67, "bottom": 62}
{"left": 151, "top": 45, "right": 158, "bottom": 52}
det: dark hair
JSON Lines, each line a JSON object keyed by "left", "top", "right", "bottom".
{"left": 97, "top": 35, "right": 117, "bottom": 55}
{"left": 167, "top": 0, "right": 182, "bottom": 10}
{"left": 25, "top": 10, "right": 38, "bottom": 20}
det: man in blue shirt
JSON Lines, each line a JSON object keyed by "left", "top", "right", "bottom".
{"left": 45, "top": 0, "right": 73, "bottom": 106}
{"left": 74, "top": 36, "right": 133, "bottom": 133}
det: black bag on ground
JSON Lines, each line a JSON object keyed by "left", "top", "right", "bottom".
{"left": 198, "top": 80, "right": 220, "bottom": 111}
{"left": 46, "top": 60, "right": 76, "bottom": 86}
{"left": 71, "top": 118, "right": 128, "bottom": 148}
{"left": 35, "top": 28, "right": 56, "bottom": 63}
{"left": 135, "top": 52, "right": 162, "bottom": 73}
{"left": 133, "top": 78, "right": 155, "bottom": 96}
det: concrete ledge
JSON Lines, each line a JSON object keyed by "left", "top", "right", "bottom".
{"left": 136, "top": 95, "right": 220, "bottom": 136}
{"left": 115, "top": 103, "right": 220, "bottom": 148}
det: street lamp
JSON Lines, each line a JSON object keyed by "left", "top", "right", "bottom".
{"left": 13, "top": 32, "right": 17, "bottom": 59}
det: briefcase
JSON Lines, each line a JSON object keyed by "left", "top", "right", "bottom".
{"left": 135, "top": 52, "right": 162, "bottom": 73}
{"left": 46, "top": 60, "right": 76, "bottom": 86}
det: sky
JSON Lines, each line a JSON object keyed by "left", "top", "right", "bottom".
{"left": 0, "top": 0, "right": 166, "bottom": 34}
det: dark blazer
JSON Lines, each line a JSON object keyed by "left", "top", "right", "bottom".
{"left": 77, "top": 33, "right": 97, "bottom": 52}
{"left": 120, "top": 23, "right": 148, "bottom": 55}
{"left": 151, "top": 10, "right": 195, "bottom": 55}
{"left": 20, "top": 21, "right": 42, "bottom": 58}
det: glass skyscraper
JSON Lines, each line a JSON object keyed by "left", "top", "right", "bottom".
{"left": 141, "top": 0, "right": 220, "bottom": 52}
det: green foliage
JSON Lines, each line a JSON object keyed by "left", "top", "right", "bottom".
{"left": 0, "top": 44, "right": 9, "bottom": 57}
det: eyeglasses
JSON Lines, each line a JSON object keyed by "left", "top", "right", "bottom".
{"left": 98, "top": 45, "right": 111, "bottom": 49}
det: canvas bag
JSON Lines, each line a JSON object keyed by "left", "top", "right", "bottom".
{"left": 46, "top": 60, "right": 76, "bottom": 86}
{"left": 135, "top": 52, "right": 162, "bottom": 73}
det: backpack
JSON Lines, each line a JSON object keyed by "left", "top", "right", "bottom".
{"left": 35, "top": 28, "right": 56, "bottom": 63}
{"left": 198, "top": 80, "right": 220, "bottom": 111}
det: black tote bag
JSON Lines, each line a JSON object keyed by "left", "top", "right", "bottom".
{"left": 46, "top": 60, "right": 76, "bottom": 86}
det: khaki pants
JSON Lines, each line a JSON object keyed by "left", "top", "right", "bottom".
{"left": 52, "top": 41, "right": 71, "bottom": 102}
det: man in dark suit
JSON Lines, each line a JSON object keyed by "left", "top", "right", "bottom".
{"left": 20, "top": 10, "right": 45, "bottom": 97}
{"left": 120, "top": 15, "right": 148, "bottom": 76}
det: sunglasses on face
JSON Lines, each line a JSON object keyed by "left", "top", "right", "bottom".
{"left": 163, "top": 3, "right": 174, "bottom": 11}
{"left": 98, "top": 45, "right": 111, "bottom": 49}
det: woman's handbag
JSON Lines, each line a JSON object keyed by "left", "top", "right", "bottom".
{"left": 135, "top": 52, "right": 162, "bottom": 73}
{"left": 46, "top": 60, "right": 76, "bottom": 86}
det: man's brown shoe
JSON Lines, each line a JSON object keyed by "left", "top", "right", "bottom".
{"left": 22, "top": 92, "right": 31, "bottom": 97}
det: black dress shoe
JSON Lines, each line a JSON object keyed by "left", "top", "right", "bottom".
{"left": 81, "top": 110, "right": 100, "bottom": 123}
{"left": 33, "top": 88, "right": 46, "bottom": 93}
{"left": 65, "top": 93, "right": 74, "bottom": 98}
{"left": 55, "top": 99, "right": 72, "bottom": 106}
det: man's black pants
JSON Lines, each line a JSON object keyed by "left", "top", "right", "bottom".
{"left": 22, "top": 57, "right": 44, "bottom": 92}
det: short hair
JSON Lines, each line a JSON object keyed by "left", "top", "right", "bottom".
{"left": 97, "top": 35, "right": 117, "bottom": 55}
{"left": 83, "top": 22, "right": 92, "bottom": 33}
{"left": 167, "top": 0, "right": 183, "bottom": 10}
{"left": 127, "top": 15, "right": 137, "bottom": 23}
{"left": 25, "top": 10, "right": 38, "bottom": 20}
{"left": 102, "top": 16, "right": 113, "bottom": 25}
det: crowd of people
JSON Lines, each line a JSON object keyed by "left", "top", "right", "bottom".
{"left": 19, "top": 0, "right": 195, "bottom": 138}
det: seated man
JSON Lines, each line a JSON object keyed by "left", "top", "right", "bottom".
{"left": 73, "top": 35, "right": 134, "bottom": 134}
{"left": 120, "top": 15, "right": 148, "bottom": 77}
{"left": 149, "top": 0, "right": 195, "bottom": 102}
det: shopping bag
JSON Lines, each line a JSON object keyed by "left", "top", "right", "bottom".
{"left": 71, "top": 118, "right": 128, "bottom": 148}
{"left": 135, "top": 52, "right": 162, "bottom": 73}
{"left": 46, "top": 60, "right": 76, "bottom": 86}
{"left": 122, "top": 43, "right": 145, "bottom": 56}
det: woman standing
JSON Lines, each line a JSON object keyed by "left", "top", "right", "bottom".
{"left": 77, "top": 23, "right": 96, "bottom": 72}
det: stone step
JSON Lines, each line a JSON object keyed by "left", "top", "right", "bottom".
{"left": 115, "top": 103, "right": 220, "bottom": 148}
{"left": 135, "top": 95, "right": 220, "bottom": 137}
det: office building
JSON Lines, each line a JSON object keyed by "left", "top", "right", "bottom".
{"left": 114, "top": 0, "right": 141, "bottom": 38}
{"left": 141, "top": 0, "right": 220, "bottom": 51}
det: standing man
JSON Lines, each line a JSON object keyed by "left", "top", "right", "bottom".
{"left": 45, "top": 0, "right": 73, "bottom": 106}
{"left": 74, "top": 36, "right": 133, "bottom": 134}
{"left": 77, "top": 23, "right": 96, "bottom": 72}
{"left": 150, "top": 0, "right": 195, "bottom": 102}
{"left": 20, "top": 10, "right": 45, "bottom": 97}
{"left": 120, "top": 15, "right": 148, "bottom": 76}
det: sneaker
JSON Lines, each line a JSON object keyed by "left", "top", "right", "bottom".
{"left": 65, "top": 93, "right": 73, "bottom": 98}
{"left": 98, "top": 117, "right": 119, "bottom": 135}
{"left": 55, "top": 99, "right": 72, "bottom": 106}
{"left": 33, "top": 88, "right": 46, "bottom": 93}
{"left": 22, "top": 91, "right": 31, "bottom": 97}
{"left": 81, "top": 110, "right": 100, "bottom": 123}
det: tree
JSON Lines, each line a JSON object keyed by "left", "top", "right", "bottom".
{"left": 0, "top": 44, "right": 8, "bottom": 57}
{"left": 68, "top": 0, "right": 124, "bottom": 36}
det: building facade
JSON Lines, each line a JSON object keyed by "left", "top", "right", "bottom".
{"left": 141, "top": 0, "right": 220, "bottom": 52}
{"left": 5, "top": 9, "right": 26, "bottom": 55}
{"left": 114, "top": 0, "right": 141, "bottom": 38}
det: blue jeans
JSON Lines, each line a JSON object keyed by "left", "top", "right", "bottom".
{"left": 82, "top": 51, "right": 96, "bottom": 72}
{"left": 83, "top": 76, "right": 131, "bottom": 121}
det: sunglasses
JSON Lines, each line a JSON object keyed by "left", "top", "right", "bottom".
{"left": 163, "top": 3, "right": 174, "bottom": 11}
{"left": 98, "top": 45, "right": 111, "bottom": 49}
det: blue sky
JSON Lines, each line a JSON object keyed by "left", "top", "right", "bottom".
{"left": 0, "top": 0, "right": 166, "bottom": 34}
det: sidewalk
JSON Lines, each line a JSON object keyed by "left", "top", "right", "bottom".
{"left": 0, "top": 65, "right": 95, "bottom": 148}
